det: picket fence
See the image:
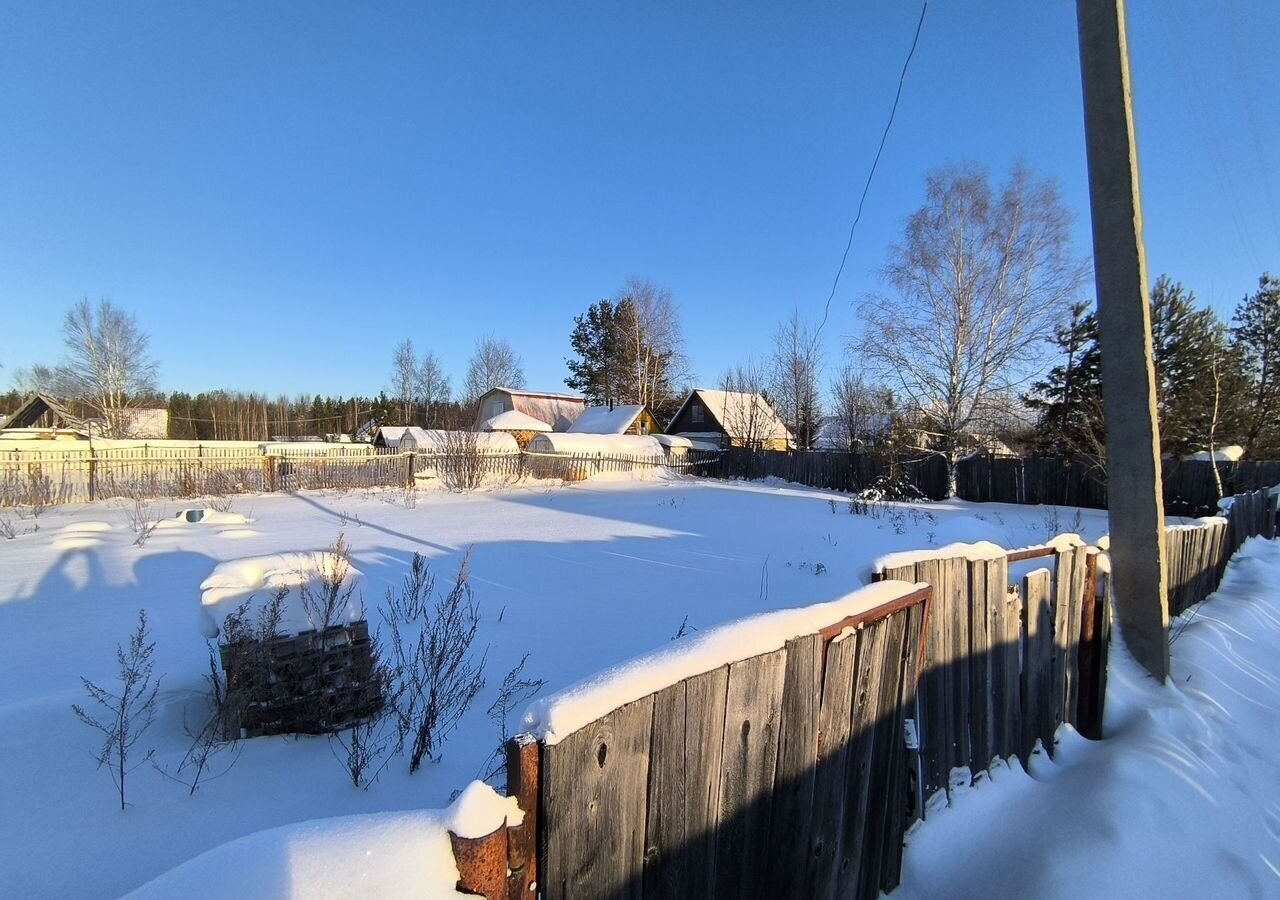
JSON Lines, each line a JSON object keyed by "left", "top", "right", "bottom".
{"left": 0, "top": 445, "right": 722, "bottom": 508}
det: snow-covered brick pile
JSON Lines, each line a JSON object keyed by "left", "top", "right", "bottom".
{"left": 123, "top": 781, "right": 523, "bottom": 900}
{"left": 198, "top": 551, "right": 365, "bottom": 639}
{"left": 521, "top": 579, "right": 923, "bottom": 744}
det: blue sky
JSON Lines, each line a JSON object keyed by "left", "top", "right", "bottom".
{"left": 1, "top": 1, "right": 1277, "bottom": 399}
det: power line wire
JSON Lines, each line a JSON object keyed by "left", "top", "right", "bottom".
{"left": 813, "top": 0, "right": 929, "bottom": 345}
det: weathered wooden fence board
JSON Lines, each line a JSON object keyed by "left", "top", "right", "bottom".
{"left": 804, "top": 630, "right": 861, "bottom": 900}
{"left": 714, "top": 649, "right": 787, "bottom": 900}
{"left": 765, "top": 635, "right": 823, "bottom": 900}
{"left": 1021, "top": 567, "right": 1055, "bottom": 762}
{"left": 543, "top": 695, "right": 655, "bottom": 900}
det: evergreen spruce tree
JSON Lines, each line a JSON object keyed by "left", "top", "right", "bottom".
{"left": 1023, "top": 301, "right": 1106, "bottom": 468}
{"left": 1231, "top": 274, "right": 1280, "bottom": 457}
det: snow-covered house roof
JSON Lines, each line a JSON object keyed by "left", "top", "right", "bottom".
{"left": 480, "top": 410, "right": 553, "bottom": 433}
{"left": 372, "top": 426, "right": 423, "bottom": 449}
{"left": 669, "top": 390, "right": 791, "bottom": 444}
{"left": 474, "top": 388, "right": 586, "bottom": 432}
{"left": 567, "top": 405, "right": 648, "bottom": 435}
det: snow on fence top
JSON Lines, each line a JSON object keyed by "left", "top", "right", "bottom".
{"left": 520, "top": 579, "right": 924, "bottom": 745}
{"left": 872, "top": 540, "right": 1008, "bottom": 574}
{"left": 526, "top": 432, "right": 665, "bottom": 456}
{"left": 874, "top": 534, "right": 1089, "bottom": 574}
{"left": 123, "top": 780, "right": 522, "bottom": 900}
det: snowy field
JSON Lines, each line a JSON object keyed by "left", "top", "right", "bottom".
{"left": 0, "top": 474, "right": 1242, "bottom": 899}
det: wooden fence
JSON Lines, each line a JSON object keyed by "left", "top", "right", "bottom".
{"left": 443, "top": 486, "right": 1276, "bottom": 900}
{"left": 525, "top": 584, "right": 931, "bottom": 900}
{"left": 0, "top": 445, "right": 723, "bottom": 508}
{"left": 956, "top": 455, "right": 1280, "bottom": 516}
{"left": 712, "top": 448, "right": 950, "bottom": 501}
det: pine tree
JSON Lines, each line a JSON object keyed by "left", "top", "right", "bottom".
{"left": 565, "top": 299, "right": 625, "bottom": 406}
{"left": 1232, "top": 274, "right": 1280, "bottom": 457}
{"left": 1024, "top": 301, "right": 1106, "bottom": 468}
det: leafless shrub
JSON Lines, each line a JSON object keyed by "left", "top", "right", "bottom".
{"left": 298, "top": 533, "right": 362, "bottom": 633}
{"left": 0, "top": 515, "right": 14, "bottom": 540}
{"left": 328, "top": 636, "right": 397, "bottom": 789}
{"left": 479, "top": 653, "right": 545, "bottom": 783}
{"left": 154, "top": 646, "right": 242, "bottom": 795}
{"left": 438, "top": 430, "right": 488, "bottom": 492}
{"left": 671, "top": 616, "right": 698, "bottom": 641}
{"left": 10, "top": 469, "right": 53, "bottom": 526}
{"left": 72, "top": 610, "right": 162, "bottom": 810}
{"left": 128, "top": 498, "right": 166, "bottom": 547}
{"left": 207, "top": 493, "right": 236, "bottom": 514}
{"left": 382, "top": 551, "right": 487, "bottom": 773}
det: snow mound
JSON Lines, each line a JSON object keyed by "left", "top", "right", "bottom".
{"left": 156, "top": 508, "right": 250, "bottom": 529}
{"left": 873, "top": 541, "right": 1007, "bottom": 574}
{"left": 58, "top": 521, "right": 112, "bottom": 534}
{"left": 198, "top": 551, "right": 365, "bottom": 638}
{"left": 521, "top": 580, "right": 924, "bottom": 744}
{"left": 1184, "top": 445, "right": 1244, "bottom": 462}
{"left": 122, "top": 781, "right": 522, "bottom": 900}
{"left": 480, "top": 410, "right": 552, "bottom": 432}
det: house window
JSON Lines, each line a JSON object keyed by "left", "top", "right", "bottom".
{"left": 487, "top": 400, "right": 504, "bottom": 418}
{"left": 691, "top": 404, "right": 704, "bottom": 425}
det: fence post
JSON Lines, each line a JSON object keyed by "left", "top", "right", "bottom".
{"left": 88, "top": 448, "right": 97, "bottom": 503}
{"left": 505, "top": 735, "right": 540, "bottom": 899}
{"left": 406, "top": 452, "right": 416, "bottom": 488}
{"left": 1076, "top": 550, "right": 1103, "bottom": 740}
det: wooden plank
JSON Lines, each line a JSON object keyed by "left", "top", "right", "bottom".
{"left": 1020, "top": 568, "right": 1054, "bottom": 763}
{"left": 542, "top": 694, "right": 655, "bottom": 900}
{"left": 945, "top": 555, "right": 971, "bottom": 777}
{"left": 764, "top": 635, "right": 823, "bottom": 900}
{"left": 643, "top": 681, "right": 688, "bottom": 900}
{"left": 1049, "top": 550, "right": 1073, "bottom": 741}
{"left": 879, "top": 601, "right": 926, "bottom": 893}
{"left": 913, "top": 557, "right": 949, "bottom": 803}
{"left": 987, "top": 556, "right": 1017, "bottom": 762}
{"left": 803, "top": 630, "right": 860, "bottom": 900}
{"left": 967, "top": 559, "right": 993, "bottom": 773}
{"left": 1063, "top": 547, "right": 1088, "bottom": 727}
{"left": 857, "top": 611, "right": 909, "bottom": 899}
{"left": 714, "top": 649, "right": 787, "bottom": 900}
{"left": 683, "top": 667, "right": 729, "bottom": 899}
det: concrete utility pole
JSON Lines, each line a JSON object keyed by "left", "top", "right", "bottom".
{"left": 1076, "top": 0, "right": 1170, "bottom": 679}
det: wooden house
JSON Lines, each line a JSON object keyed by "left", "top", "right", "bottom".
{"left": 665, "top": 389, "right": 792, "bottom": 451}
{"left": 472, "top": 388, "right": 585, "bottom": 432}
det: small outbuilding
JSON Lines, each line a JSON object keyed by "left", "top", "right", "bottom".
{"left": 566, "top": 404, "right": 661, "bottom": 436}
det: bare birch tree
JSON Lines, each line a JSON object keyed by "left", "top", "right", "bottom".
{"left": 56, "top": 299, "right": 159, "bottom": 437}
{"left": 615, "top": 277, "right": 688, "bottom": 416}
{"left": 390, "top": 340, "right": 418, "bottom": 425}
{"left": 858, "top": 163, "right": 1088, "bottom": 495}
{"left": 768, "top": 310, "right": 823, "bottom": 449}
{"left": 416, "top": 351, "right": 451, "bottom": 428}
{"left": 828, "top": 366, "right": 895, "bottom": 450}
{"left": 463, "top": 336, "right": 525, "bottom": 407}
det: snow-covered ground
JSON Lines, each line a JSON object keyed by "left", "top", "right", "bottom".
{"left": 0, "top": 475, "right": 1226, "bottom": 898}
